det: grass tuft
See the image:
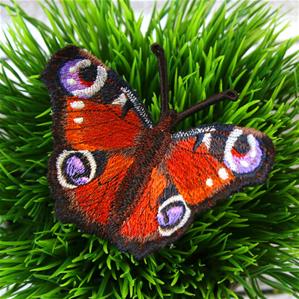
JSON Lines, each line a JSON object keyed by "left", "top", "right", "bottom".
{"left": 0, "top": 0, "right": 298, "bottom": 298}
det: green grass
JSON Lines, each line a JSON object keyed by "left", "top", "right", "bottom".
{"left": 0, "top": 0, "right": 298, "bottom": 298}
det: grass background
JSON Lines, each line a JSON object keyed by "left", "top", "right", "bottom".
{"left": 0, "top": 0, "right": 298, "bottom": 298}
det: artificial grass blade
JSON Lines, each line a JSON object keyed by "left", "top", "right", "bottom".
{"left": 0, "top": 0, "right": 298, "bottom": 298}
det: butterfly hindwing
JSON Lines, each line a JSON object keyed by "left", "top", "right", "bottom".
{"left": 167, "top": 124, "right": 274, "bottom": 209}
{"left": 112, "top": 166, "right": 192, "bottom": 258}
{"left": 52, "top": 151, "right": 135, "bottom": 237}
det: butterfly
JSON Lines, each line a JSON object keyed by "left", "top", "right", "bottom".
{"left": 42, "top": 43, "right": 274, "bottom": 258}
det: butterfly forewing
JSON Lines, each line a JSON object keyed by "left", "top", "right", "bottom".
{"left": 167, "top": 124, "right": 274, "bottom": 209}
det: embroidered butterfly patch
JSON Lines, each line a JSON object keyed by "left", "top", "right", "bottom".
{"left": 42, "top": 44, "right": 274, "bottom": 258}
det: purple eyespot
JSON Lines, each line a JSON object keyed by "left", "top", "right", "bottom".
{"left": 157, "top": 195, "right": 191, "bottom": 237}
{"left": 158, "top": 205, "right": 185, "bottom": 228}
{"left": 65, "top": 155, "right": 89, "bottom": 186}
{"left": 71, "top": 177, "right": 89, "bottom": 186}
{"left": 56, "top": 150, "right": 96, "bottom": 189}
{"left": 66, "top": 156, "right": 85, "bottom": 176}
{"left": 224, "top": 129, "right": 263, "bottom": 174}
{"left": 59, "top": 59, "right": 107, "bottom": 98}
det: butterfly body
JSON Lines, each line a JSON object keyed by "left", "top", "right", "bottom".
{"left": 43, "top": 45, "right": 274, "bottom": 258}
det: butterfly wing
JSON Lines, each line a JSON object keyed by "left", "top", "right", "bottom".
{"left": 43, "top": 46, "right": 152, "bottom": 236}
{"left": 43, "top": 45, "right": 152, "bottom": 151}
{"left": 115, "top": 124, "right": 274, "bottom": 258}
{"left": 167, "top": 124, "right": 274, "bottom": 206}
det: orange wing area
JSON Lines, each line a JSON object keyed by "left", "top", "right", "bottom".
{"left": 120, "top": 167, "right": 167, "bottom": 241}
{"left": 65, "top": 97, "right": 142, "bottom": 151}
{"left": 70, "top": 154, "right": 134, "bottom": 225}
{"left": 42, "top": 46, "right": 152, "bottom": 152}
{"left": 165, "top": 138, "right": 234, "bottom": 206}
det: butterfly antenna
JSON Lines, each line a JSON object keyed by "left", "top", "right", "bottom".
{"left": 151, "top": 43, "right": 169, "bottom": 116}
{"left": 173, "top": 89, "right": 239, "bottom": 126}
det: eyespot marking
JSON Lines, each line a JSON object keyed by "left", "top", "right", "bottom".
{"left": 224, "top": 129, "right": 263, "bottom": 174}
{"left": 60, "top": 59, "right": 107, "bottom": 98}
{"left": 157, "top": 195, "right": 191, "bottom": 237}
{"left": 56, "top": 150, "right": 96, "bottom": 189}
{"left": 67, "top": 78, "right": 76, "bottom": 85}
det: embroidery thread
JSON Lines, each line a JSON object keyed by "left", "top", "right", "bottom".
{"left": 42, "top": 44, "right": 275, "bottom": 258}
